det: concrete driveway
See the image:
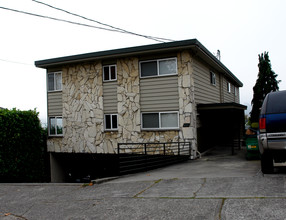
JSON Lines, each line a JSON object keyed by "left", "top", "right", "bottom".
{"left": 114, "top": 147, "right": 261, "bottom": 183}
{"left": 1, "top": 147, "right": 286, "bottom": 220}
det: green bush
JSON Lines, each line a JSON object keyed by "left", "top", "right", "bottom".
{"left": 0, "top": 108, "right": 49, "bottom": 182}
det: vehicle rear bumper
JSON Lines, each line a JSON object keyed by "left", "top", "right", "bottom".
{"left": 259, "top": 133, "right": 286, "bottom": 153}
{"left": 267, "top": 139, "right": 286, "bottom": 150}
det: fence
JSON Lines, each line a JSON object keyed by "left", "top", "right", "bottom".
{"left": 117, "top": 142, "right": 192, "bottom": 175}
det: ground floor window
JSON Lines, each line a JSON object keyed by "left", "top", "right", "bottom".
{"left": 104, "top": 114, "right": 118, "bottom": 131}
{"left": 142, "top": 111, "right": 179, "bottom": 129}
{"left": 49, "top": 116, "right": 63, "bottom": 136}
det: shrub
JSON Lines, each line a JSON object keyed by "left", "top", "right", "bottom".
{"left": 0, "top": 108, "right": 48, "bottom": 182}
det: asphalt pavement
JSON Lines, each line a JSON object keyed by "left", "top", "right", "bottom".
{"left": 1, "top": 147, "right": 286, "bottom": 220}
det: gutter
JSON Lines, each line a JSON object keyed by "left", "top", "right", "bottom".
{"left": 35, "top": 39, "right": 243, "bottom": 87}
{"left": 35, "top": 39, "right": 198, "bottom": 68}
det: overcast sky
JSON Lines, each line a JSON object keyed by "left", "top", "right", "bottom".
{"left": 1, "top": 0, "right": 286, "bottom": 125}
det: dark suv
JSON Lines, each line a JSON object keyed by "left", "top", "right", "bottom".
{"left": 258, "top": 90, "right": 286, "bottom": 173}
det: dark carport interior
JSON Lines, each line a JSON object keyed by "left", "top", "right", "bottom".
{"left": 197, "top": 103, "right": 247, "bottom": 154}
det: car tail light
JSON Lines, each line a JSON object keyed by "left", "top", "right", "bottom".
{"left": 259, "top": 117, "right": 266, "bottom": 133}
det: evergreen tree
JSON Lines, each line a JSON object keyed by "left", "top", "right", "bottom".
{"left": 250, "top": 52, "right": 280, "bottom": 123}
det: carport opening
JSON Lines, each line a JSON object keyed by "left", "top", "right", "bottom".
{"left": 197, "top": 103, "right": 246, "bottom": 154}
{"left": 49, "top": 153, "right": 119, "bottom": 183}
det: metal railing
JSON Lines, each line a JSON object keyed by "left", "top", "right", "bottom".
{"left": 117, "top": 142, "right": 191, "bottom": 175}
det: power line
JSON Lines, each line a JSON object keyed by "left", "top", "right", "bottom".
{"left": 31, "top": 0, "right": 174, "bottom": 43}
{"left": 0, "top": 6, "right": 126, "bottom": 33}
{"left": 0, "top": 58, "right": 32, "bottom": 66}
{"left": 0, "top": 3, "right": 174, "bottom": 43}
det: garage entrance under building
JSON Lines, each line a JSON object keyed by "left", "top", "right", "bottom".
{"left": 197, "top": 103, "right": 247, "bottom": 154}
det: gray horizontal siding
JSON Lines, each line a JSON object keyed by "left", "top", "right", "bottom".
{"left": 235, "top": 87, "right": 240, "bottom": 103}
{"left": 140, "top": 76, "right": 179, "bottom": 112}
{"left": 48, "top": 91, "right": 62, "bottom": 116}
{"left": 103, "top": 81, "right": 117, "bottom": 113}
{"left": 223, "top": 79, "right": 235, "bottom": 102}
{"left": 193, "top": 59, "right": 220, "bottom": 104}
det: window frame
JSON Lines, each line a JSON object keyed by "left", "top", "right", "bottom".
{"left": 141, "top": 111, "right": 179, "bottom": 130}
{"left": 47, "top": 71, "right": 62, "bottom": 92}
{"left": 210, "top": 71, "right": 216, "bottom": 86}
{"left": 104, "top": 114, "right": 118, "bottom": 131}
{"left": 103, "top": 65, "right": 117, "bottom": 82}
{"left": 227, "top": 82, "right": 231, "bottom": 93}
{"left": 49, "top": 116, "right": 63, "bottom": 136}
{"left": 139, "top": 58, "right": 178, "bottom": 78}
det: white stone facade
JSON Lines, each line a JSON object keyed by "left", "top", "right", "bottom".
{"left": 47, "top": 51, "right": 197, "bottom": 154}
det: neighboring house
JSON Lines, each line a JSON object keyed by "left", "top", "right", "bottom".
{"left": 35, "top": 39, "right": 246, "bottom": 182}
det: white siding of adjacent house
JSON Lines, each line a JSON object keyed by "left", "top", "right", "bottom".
{"left": 140, "top": 75, "right": 179, "bottom": 112}
{"left": 193, "top": 59, "right": 221, "bottom": 104}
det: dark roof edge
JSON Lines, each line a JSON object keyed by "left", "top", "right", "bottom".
{"left": 35, "top": 39, "right": 243, "bottom": 86}
{"left": 35, "top": 39, "right": 198, "bottom": 67}
{"left": 197, "top": 102, "right": 247, "bottom": 110}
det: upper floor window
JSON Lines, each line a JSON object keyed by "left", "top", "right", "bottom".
{"left": 49, "top": 116, "right": 63, "bottom": 136}
{"left": 140, "top": 58, "right": 177, "bottom": 78}
{"left": 104, "top": 114, "right": 118, "bottom": 131}
{"left": 210, "top": 72, "right": 216, "bottom": 85}
{"left": 227, "top": 82, "right": 231, "bottom": 93}
{"left": 142, "top": 111, "right": 179, "bottom": 130}
{"left": 48, "top": 72, "right": 62, "bottom": 91}
{"left": 103, "top": 65, "right": 117, "bottom": 82}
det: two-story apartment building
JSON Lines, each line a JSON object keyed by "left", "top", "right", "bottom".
{"left": 35, "top": 39, "right": 246, "bottom": 182}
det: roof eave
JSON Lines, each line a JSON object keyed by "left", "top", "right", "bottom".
{"left": 35, "top": 39, "right": 243, "bottom": 87}
{"left": 35, "top": 39, "right": 199, "bottom": 68}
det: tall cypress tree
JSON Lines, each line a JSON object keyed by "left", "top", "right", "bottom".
{"left": 250, "top": 52, "right": 280, "bottom": 123}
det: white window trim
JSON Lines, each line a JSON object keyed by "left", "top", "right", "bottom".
{"left": 227, "top": 82, "right": 231, "bottom": 93}
{"left": 47, "top": 71, "right": 62, "bottom": 92}
{"left": 141, "top": 111, "right": 179, "bottom": 130}
{"left": 104, "top": 114, "right": 118, "bottom": 131}
{"left": 139, "top": 57, "right": 178, "bottom": 78}
{"left": 103, "top": 65, "right": 117, "bottom": 82}
{"left": 49, "top": 116, "right": 63, "bottom": 137}
{"left": 210, "top": 71, "right": 216, "bottom": 86}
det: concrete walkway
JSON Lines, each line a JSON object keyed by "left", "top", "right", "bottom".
{"left": 1, "top": 147, "right": 286, "bottom": 220}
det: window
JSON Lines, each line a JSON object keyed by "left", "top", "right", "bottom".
{"left": 227, "top": 82, "right": 231, "bottom": 93}
{"left": 103, "top": 65, "right": 117, "bottom": 81}
{"left": 49, "top": 117, "right": 63, "bottom": 136}
{"left": 104, "top": 114, "right": 118, "bottom": 130}
{"left": 48, "top": 72, "right": 62, "bottom": 91}
{"left": 142, "top": 112, "right": 179, "bottom": 129}
{"left": 140, "top": 58, "right": 177, "bottom": 78}
{"left": 210, "top": 72, "right": 216, "bottom": 85}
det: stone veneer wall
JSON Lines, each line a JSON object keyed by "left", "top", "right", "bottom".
{"left": 177, "top": 51, "right": 197, "bottom": 150}
{"left": 116, "top": 57, "right": 181, "bottom": 149}
{"left": 47, "top": 62, "right": 105, "bottom": 153}
{"left": 47, "top": 51, "right": 197, "bottom": 154}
